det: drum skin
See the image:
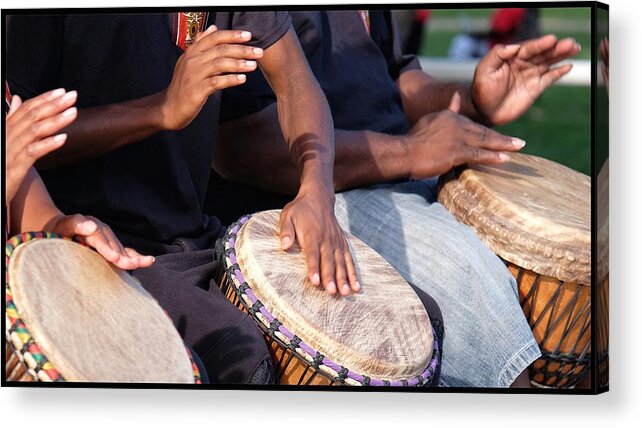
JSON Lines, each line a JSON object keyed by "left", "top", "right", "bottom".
{"left": 438, "top": 153, "right": 592, "bottom": 388}
{"left": 5, "top": 235, "right": 197, "bottom": 383}
{"left": 225, "top": 210, "right": 437, "bottom": 385}
{"left": 439, "top": 153, "right": 590, "bottom": 284}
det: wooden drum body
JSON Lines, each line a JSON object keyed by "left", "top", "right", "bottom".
{"left": 5, "top": 233, "right": 200, "bottom": 383}
{"left": 220, "top": 210, "right": 441, "bottom": 386}
{"left": 596, "top": 159, "right": 609, "bottom": 388}
{"left": 438, "top": 153, "right": 591, "bottom": 388}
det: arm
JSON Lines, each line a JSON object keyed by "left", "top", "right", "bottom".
{"left": 397, "top": 70, "right": 484, "bottom": 126}
{"left": 399, "top": 34, "right": 581, "bottom": 127}
{"left": 10, "top": 168, "right": 66, "bottom": 233}
{"left": 9, "top": 168, "right": 154, "bottom": 270}
{"left": 255, "top": 28, "right": 359, "bottom": 296}
{"left": 216, "top": 103, "right": 409, "bottom": 193}
{"left": 35, "top": 26, "right": 263, "bottom": 169}
{"left": 217, "top": 94, "right": 522, "bottom": 193}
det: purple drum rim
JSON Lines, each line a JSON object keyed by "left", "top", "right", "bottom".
{"left": 224, "top": 214, "right": 440, "bottom": 387}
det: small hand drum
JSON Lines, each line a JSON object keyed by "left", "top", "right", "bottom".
{"left": 5, "top": 232, "right": 200, "bottom": 383}
{"left": 438, "top": 153, "right": 591, "bottom": 388}
{"left": 220, "top": 210, "right": 440, "bottom": 386}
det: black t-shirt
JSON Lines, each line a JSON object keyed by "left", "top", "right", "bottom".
{"left": 206, "top": 10, "right": 420, "bottom": 225}
{"left": 6, "top": 12, "right": 290, "bottom": 255}
{"left": 221, "top": 10, "right": 420, "bottom": 133}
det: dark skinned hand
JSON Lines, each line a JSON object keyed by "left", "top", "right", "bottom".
{"left": 160, "top": 25, "right": 264, "bottom": 131}
{"left": 52, "top": 214, "right": 155, "bottom": 271}
{"left": 5, "top": 89, "right": 77, "bottom": 204}
{"left": 278, "top": 186, "right": 360, "bottom": 297}
{"left": 405, "top": 92, "right": 525, "bottom": 180}
{"left": 472, "top": 34, "right": 581, "bottom": 126}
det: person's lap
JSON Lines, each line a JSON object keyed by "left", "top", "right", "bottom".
{"left": 132, "top": 248, "right": 274, "bottom": 384}
{"left": 334, "top": 178, "right": 541, "bottom": 387}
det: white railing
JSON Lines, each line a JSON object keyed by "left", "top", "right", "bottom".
{"left": 418, "top": 57, "right": 593, "bottom": 86}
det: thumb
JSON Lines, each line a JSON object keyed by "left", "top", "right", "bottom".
{"left": 54, "top": 214, "right": 98, "bottom": 237}
{"left": 448, "top": 91, "right": 462, "bottom": 113}
{"left": 482, "top": 43, "right": 521, "bottom": 71}
{"left": 279, "top": 212, "right": 296, "bottom": 251}
{"left": 7, "top": 95, "right": 22, "bottom": 118}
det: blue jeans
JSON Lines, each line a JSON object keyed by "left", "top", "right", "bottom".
{"left": 334, "top": 178, "right": 541, "bottom": 387}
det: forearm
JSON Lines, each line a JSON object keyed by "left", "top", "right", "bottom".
{"left": 397, "top": 69, "right": 485, "bottom": 125}
{"left": 216, "top": 105, "right": 410, "bottom": 194}
{"left": 9, "top": 168, "right": 64, "bottom": 234}
{"left": 276, "top": 77, "right": 335, "bottom": 196}
{"left": 36, "top": 92, "right": 166, "bottom": 169}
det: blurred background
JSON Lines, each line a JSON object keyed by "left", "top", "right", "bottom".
{"left": 393, "top": 7, "right": 592, "bottom": 175}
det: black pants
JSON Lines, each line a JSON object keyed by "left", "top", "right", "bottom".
{"left": 132, "top": 241, "right": 442, "bottom": 386}
{"left": 133, "top": 247, "right": 274, "bottom": 384}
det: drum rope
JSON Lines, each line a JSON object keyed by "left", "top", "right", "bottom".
{"left": 5, "top": 232, "right": 66, "bottom": 382}
{"left": 513, "top": 264, "right": 591, "bottom": 388}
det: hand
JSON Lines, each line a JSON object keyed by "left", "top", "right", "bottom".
{"left": 279, "top": 188, "right": 360, "bottom": 297}
{"left": 52, "top": 214, "right": 155, "bottom": 271}
{"left": 160, "top": 25, "right": 264, "bottom": 131}
{"left": 5, "top": 89, "right": 78, "bottom": 203}
{"left": 472, "top": 34, "right": 581, "bottom": 125}
{"left": 404, "top": 92, "right": 524, "bottom": 179}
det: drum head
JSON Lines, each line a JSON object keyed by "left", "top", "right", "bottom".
{"left": 439, "top": 153, "right": 591, "bottom": 284}
{"left": 8, "top": 238, "right": 195, "bottom": 383}
{"left": 235, "top": 210, "right": 434, "bottom": 380}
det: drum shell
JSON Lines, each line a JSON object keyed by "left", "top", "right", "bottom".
{"left": 220, "top": 277, "right": 337, "bottom": 386}
{"left": 437, "top": 154, "right": 593, "bottom": 388}
{"left": 508, "top": 263, "right": 591, "bottom": 387}
{"left": 5, "top": 342, "right": 33, "bottom": 382}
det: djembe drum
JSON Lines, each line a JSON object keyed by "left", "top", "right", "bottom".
{"left": 5, "top": 232, "right": 200, "bottom": 383}
{"left": 438, "top": 153, "right": 591, "bottom": 388}
{"left": 219, "top": 210, "right": 441, "bottom": 386}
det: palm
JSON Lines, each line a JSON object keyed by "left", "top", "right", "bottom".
{"left": 472, "top": 35, "right": 580, "bottom": 126}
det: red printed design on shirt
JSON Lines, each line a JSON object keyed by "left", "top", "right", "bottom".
{"left": 171, "top": 12, "right": 209, "bottom": 51}
{"left": 5, "top": 81, "right": 12, "bottom": 112}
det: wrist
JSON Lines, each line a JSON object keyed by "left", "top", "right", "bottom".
{"left": 156, "top": 90, "right": 175, "bottom": 131}
{"left": 298, "top": 174, "right": 335, "bottom": 204}
{"left": 466, "top": 82, "right": 494, "bottom": 127}
{"left": 45, "top": 213, "right": 67, "bottom": 233}
{"left": 398, "top": 134, "right": 414, "bottom": 179}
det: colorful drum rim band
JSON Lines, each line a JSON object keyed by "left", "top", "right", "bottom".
{"left": 5, "top": 232, "right": 202, "bottom": 383}
{"left": 223, "top": 215, "right": 441, "bottom": 387}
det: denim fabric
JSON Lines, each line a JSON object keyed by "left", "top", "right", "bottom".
{"left": 334, "top": 178, "right": 541, "bottom": 387}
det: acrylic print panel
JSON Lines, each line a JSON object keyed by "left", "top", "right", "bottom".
{"left": 3, "top": 2, "right": 605, "bottom": 394}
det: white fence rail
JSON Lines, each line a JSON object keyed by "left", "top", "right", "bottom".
{"left": 418, "top": 57, "right": 592, "bottom": 86}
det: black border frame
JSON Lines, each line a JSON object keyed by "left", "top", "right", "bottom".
{"left": 1, "top": 1, "right": 609, "bottom": 395}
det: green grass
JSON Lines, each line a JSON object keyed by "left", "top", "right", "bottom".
{"left": 495, "top": 86, "right": 591, "bottom": 175}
